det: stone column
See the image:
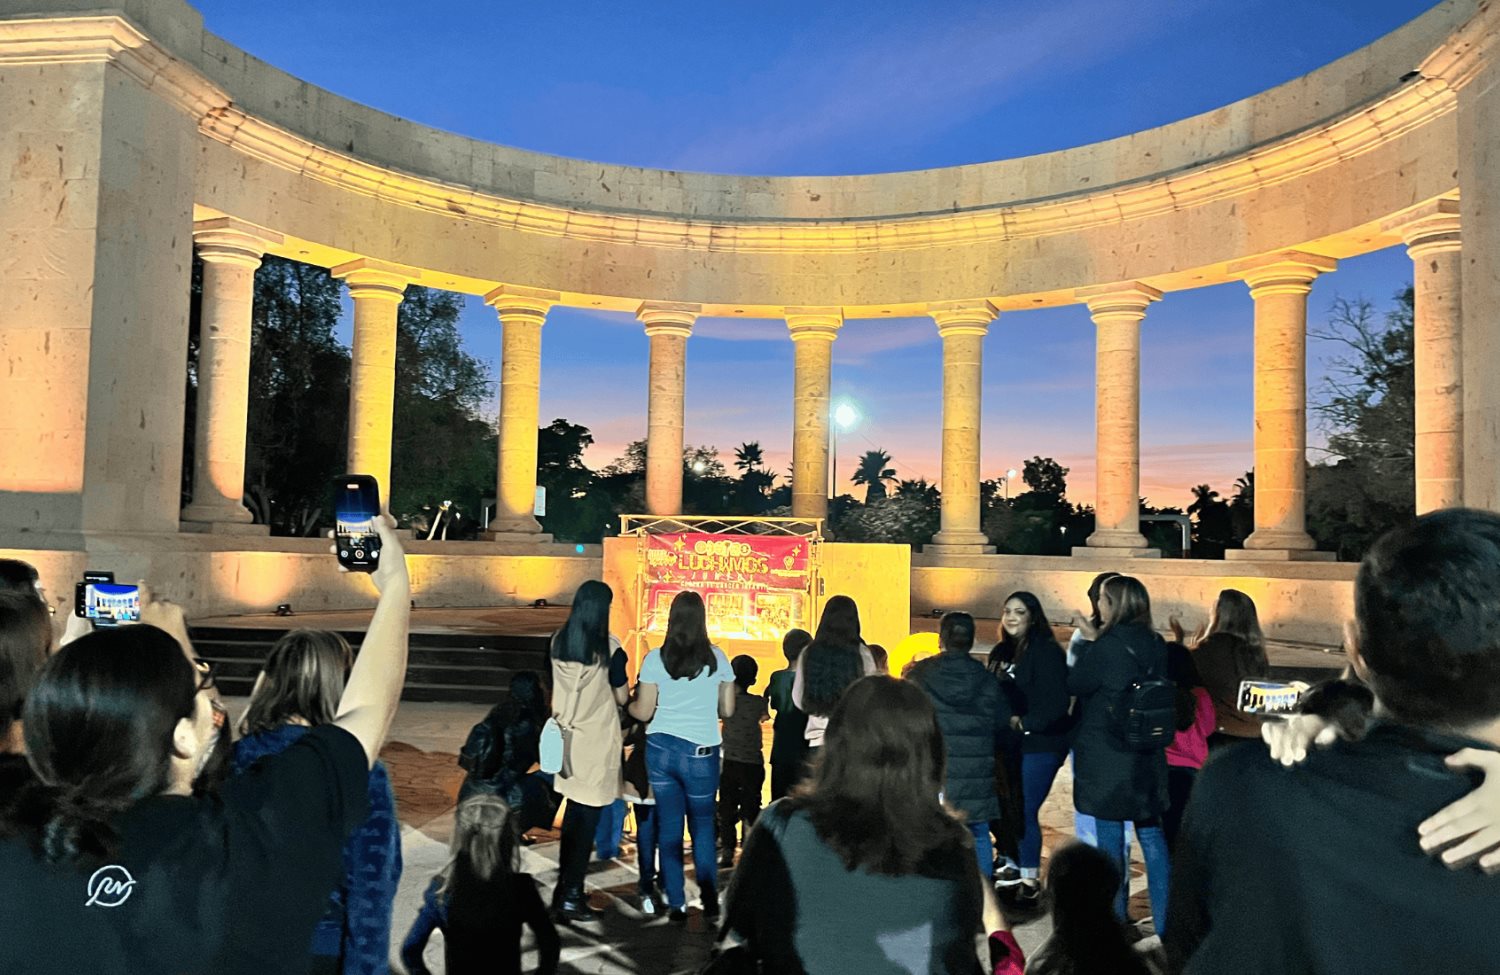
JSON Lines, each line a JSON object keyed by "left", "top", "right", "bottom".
{"left": 1385, "top": 199, "right": 1463, "bottom": 514}
{"left": 180, "top": 217, "right": 282, "bottom": 533}
{"left": 486, "top": 285, "right": 559, "bottom": 540}
{"left": 926, "top": 301, "right": 997, "bottom": 555}
{"left": 786, "top": 308, "right": 843, "bottom": 521}
{"left": 1076, "top": 282, "right": 1162, "bottom": 557}
{"left": 1419, "top": 3, "right": 1499, "bottom": 511}
{"left": 637, "top": 302, "right": 699, "bottom": 516}
{"left": 1226, "top": 251, "right": 1337, "bottom": 561}
{"left": 333, "top": 259, "right": 417, "bottom": 501}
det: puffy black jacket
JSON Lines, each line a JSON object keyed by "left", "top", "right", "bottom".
{"left": 1067, "top": 623, "right": 1170, "bottom": 821}
{"left": 908, "top": 650, "right": 1012, "bottom": 823}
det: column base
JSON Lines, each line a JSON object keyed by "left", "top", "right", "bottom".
{"left": 1071, "top": 546, "right": 1161, "bottom": 559}
{"left": 925, "top": 531, "right": 995, "bottom": 556}
{"left": 1224, "top": 547, "right": 1335, "bottom": 562}
{"left": 178, "top": 519, "right": 269, "bottom": 536}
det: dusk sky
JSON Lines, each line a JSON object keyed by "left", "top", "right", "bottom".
{"left": 195, "top": 0, "right": 1434, "bottom": 508}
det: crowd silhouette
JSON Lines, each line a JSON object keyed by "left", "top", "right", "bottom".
{"left": 2, "top": 509, "right": 1500, "bottom": 973}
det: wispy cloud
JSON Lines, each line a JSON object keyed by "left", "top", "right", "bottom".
{"left": 672, "top": 2, "right": 1153, "bottom": 174}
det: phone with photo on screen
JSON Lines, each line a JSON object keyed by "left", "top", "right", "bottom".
{"left": 333, "top": 475, "right": 382, "bottom": 573}
{"left": 74, "top": 570, "right": 141, "bottom": 626}
{"left": 1237, "top": 679, "right": 1309, "bottom": 715}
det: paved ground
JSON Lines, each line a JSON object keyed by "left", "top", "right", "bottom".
{"left": 359, "top": 701, "right": 1158, "bottom": 975}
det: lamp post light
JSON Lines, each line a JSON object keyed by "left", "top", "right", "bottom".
{"left": 830, "top": 401, "right": 859, "bottom": 499}
{"left": 1001, "top": 467, "right": 1018, "bottom": 501}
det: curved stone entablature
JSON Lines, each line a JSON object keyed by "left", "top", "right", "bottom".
{"left": 0, "top": 0, "right": 1483, "bottom": 312}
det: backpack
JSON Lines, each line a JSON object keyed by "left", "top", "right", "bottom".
{"left": 1113, "top": 638, "right": 1177, "bottom": 751}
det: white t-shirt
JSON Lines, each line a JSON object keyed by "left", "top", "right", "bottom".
{"left": 638, "top": 646, "right": 735, "bottom": 746}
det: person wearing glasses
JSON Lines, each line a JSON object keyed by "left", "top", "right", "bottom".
{"left": 0, "top": 516, "right": 411, "bottom": 975}
{"left": 232, "top": 629, "right": 402, "bottom": 975}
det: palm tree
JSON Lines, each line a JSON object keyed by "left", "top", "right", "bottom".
{"left": 1187, "top": 484, "right": 1220, "bottom": 517}
{"left": 734, "top": 441, "right": 765, "bottom": 473}
{"left": 852, "top": 449, "right": 897, "bottom": 504}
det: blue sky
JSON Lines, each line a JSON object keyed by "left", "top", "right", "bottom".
{"left": 195, "top": 0, "right": 1434, "bottom": 506}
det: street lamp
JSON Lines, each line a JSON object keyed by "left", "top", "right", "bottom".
{"left": 1001, "top": 467, "right": 1018, "bottom": 501}
{"left": 692, "top": 459, "right": 707, "bottom": 475}
{"left": 830, "top": 401, "right": 859, "bottom": 499}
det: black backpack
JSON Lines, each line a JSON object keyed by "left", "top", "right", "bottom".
{"left": 1113, "top": 638, "right": 1178, "bottom": 751}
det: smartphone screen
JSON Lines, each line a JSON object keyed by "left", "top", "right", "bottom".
{"left": 1237, "top": 679, "right": 1307, "bottom": 715}
{"left": 334, "top": 475, "right": 382, "bottom": 572}
{"left": 76, "top": 582, "right": 140, "bottom": 625}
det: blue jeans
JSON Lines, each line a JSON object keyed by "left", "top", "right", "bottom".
{"left": 646, "top": 733, "right": 721, "bottom": 909}
{"left": 595, "top": 798, "right": 627, "bottom": 860}
{"left": 1091, "top": 818, "right": 1170, "bottom": 934}
{"left": 1020, "top": 751, "right": 1065, "bottom": 872}
{"left": 634, "top": 802, "right": 659, "bottom": 893}
{"left": 969, "top": 821, "right": 994, "bottom": 880}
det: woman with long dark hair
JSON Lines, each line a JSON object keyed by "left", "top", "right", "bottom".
{"left": 793, "top": 595, "right": 875, "bottom": 753}
{"left": 628, "top": 590, "right": 735, "bottom": 920}
{"left": 0, "top": 517, "right": 411, "bottom": 975}
{"left": 401, "top": 795, "right": 559, "bottom": 975}
{"left": 233, "top": 629, "right": 402, "bottom": 975}
{"left": 457, "top": 671, "right": 554, "bottom": 833}
{"left": 0, "top": 590, "right": 51, "bottom": 794}
{"left": 1025, "top": 842, "right": 1160, "bottom": 975}
{"left": 548, "top": 580, "right": 622, "bottom": 922}
{"left": 723, "top": 675, "right": 1015, "bottom": 973}
{"left": 1185, "top": 589, "right": 1269, "bottom": 749}
{"left": 1068, "top": 575, "right": 1172, "bottom": 933}
{"left": 987, "top": 591, "right": 1071, "bottom": 903}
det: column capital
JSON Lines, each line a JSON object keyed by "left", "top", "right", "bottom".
{"left": 785, "top": 306, "right": 843, "bottom": 342}
{"left": 193, "top": 216, "right": 283, "bottom": 268}
{"left": 636, "top": 300, "right": 699, "bottom": 338}
{"left": 1383, "top": 197, "right": 1461, "bottom": 256}
{"left": 485, "top": 284, "right": 560, "bottom": 326}
{"left": 332, "top": 258, "right": 419, "bottom": 302}
{"left": 928, "top": 300, "right": 998, "bottom": 338}
{"left": 1229, "top": 250, "right": 1338, "bottom": 297}
{"left": 1076, "top": 282, "right": 1162, "bottom": 322}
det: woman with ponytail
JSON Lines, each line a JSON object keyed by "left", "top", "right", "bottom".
{"left": 0, "top": 516, "right": 412, "bottom": 975}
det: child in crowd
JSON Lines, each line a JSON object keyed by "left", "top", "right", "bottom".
{"left": 1025, "top": 842, "right": 1163, "bottom": 975}
{"left": 766, "top": 629, "right": 811, "bottom": 800}
{"left": 402, "top": 795, "right": 560, "bottom": 975}
{"left": 718, "top": 654, "right": 769, "bottom": 867}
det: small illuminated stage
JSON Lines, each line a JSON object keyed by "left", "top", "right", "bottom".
{"left": 191, "top": 606, "right": 1346, "bottom": 702}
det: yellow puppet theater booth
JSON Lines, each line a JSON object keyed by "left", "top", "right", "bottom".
{"left": 603, "top": 517, "right": 909, "bottom": 692}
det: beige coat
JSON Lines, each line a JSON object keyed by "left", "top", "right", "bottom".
{"left": 550, "top": 649, "right": 622, "bottom": 808}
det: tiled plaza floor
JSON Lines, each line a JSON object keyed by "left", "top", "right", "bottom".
{"left": 369, "top": 701, "right": 1158, "bottom": 975}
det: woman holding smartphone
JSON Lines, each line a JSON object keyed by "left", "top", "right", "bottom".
{"left": 629, "top": 591, "right": 736, "bottom": 921}
{"left": 0, "top": 515, "right": 411, "bottom": 975}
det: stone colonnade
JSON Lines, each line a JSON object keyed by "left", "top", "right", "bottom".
{"left": 181, "top": 208, "right": 1467, "bottom": 555}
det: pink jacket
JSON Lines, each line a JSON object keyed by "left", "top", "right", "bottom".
{"left": 1166, "top": 687, "right": 1217, "bottom": 770}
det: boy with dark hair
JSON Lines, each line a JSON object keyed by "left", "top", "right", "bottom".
{"left": 767, "top": 629, "right": 811, "bottom": 800}
{"left": 1166, "top": 508, "right": 1500, "bottom": 973}
{"left": 717, "top": 654, "right": 768, "bottom": 867}
{"left": 908, "top": 611, "right": 1010, "bottom": 880}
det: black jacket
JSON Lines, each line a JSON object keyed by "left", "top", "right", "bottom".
{"left": 908, "top": 650, "right": 1012, "bottom": 823}
{"left": 1067, "top": 623, "right": 1169, "bottom": 821}
{"left": 998, "top": 640, "right": 1072, "bottom": 755}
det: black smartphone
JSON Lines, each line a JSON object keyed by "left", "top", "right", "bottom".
{"left": 75, "top": 571, "right": 140, "bottom": 626}
{"left": 333, "top": 475, "right": 382, "bottom": 572}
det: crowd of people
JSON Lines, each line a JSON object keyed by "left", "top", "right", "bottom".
{"left": 1, "top": 508, "right": 1500, "bottom": 973}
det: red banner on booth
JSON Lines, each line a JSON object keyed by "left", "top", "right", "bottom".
{"left": 643, "top": 532, "right": 812, "bottom": 641}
